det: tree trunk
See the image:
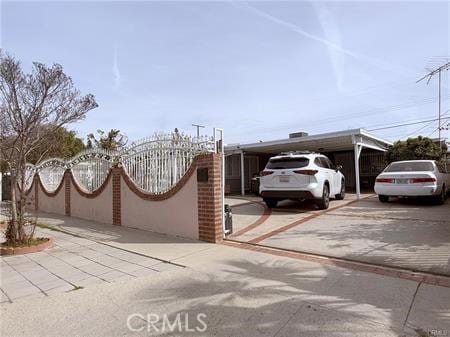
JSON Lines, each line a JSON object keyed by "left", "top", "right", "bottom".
{"left": 9, "top": 173, "right": 18, "bottom": 243}
{"left": 17, "top": 163, "right": 26, "bottom": 242}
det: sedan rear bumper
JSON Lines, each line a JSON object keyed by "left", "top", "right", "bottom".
{"left": 374, "top": 184, "right": 439, "bottom": 196}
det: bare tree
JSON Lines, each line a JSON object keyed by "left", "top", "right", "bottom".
{"left": 0, "top": 50, "right": 97, "bottom": 244}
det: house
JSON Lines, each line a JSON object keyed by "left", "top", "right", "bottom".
{"left": 224, "top": 128, "right": 393, "bottom": 199}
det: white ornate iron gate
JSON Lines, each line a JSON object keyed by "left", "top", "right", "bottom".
{"left": 27, "top": 132, "right": 215, "bottom": 194}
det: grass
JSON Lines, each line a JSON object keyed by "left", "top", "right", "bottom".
{"left": 415, "top": 328, "right": 431, "bottom": 337}
{"left": 69, "top": 286, "right": 84, "bottom": 292}
{"left": 36, "top": 223, "right": 61, "bottom": 231}
{"left": 1, "top": 237, "right": 49, "bottom": 248}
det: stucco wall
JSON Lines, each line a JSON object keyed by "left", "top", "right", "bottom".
{"left": 27, "top": 153, "right": 223, "bottom": 242}
{"left": 70, "top": 180, "right": 113, "bottom": 225}
{"left": 120, "top": 170, "right": 199, "bottom": 239}
{"left": 38, "top": 185, "right": 65, "bottom": 215}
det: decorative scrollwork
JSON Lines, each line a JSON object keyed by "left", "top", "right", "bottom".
{"left": 121, "top": 133, "right": 214, "bottom": 194}
{"left": 36, "top": 158, "right": 66, "bottom": 192}
{"left": 69, "top": 149, "right": 116, "bottom": 192}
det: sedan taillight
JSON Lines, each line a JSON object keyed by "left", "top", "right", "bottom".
{"left": 260, "top": 170, "right": 274, "bottom": 176}
{"left": 410, "top": 177, "right": 437, "bottom": 183}
{"left": 376, "top": 178, "right": 394, "bottom": 183}
{"left": 293, "top": 170, "right": 318, "bottom": 175}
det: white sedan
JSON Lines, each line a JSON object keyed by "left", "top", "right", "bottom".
{"left": 374, "top": 160, "right": 450, "bottom": 204}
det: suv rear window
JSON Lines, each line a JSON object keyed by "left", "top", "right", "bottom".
{"left": 266, "top": 157, "right": 309, "bottom": 169}
{"left": 314, "top": 157, "right": 334, "bottom": 169}
{"left": 384, "top": 162, "right": 434, "bottom": 172}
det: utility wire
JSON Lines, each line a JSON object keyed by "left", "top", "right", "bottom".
{"left": 402, "top": 110, "right": 450, "bottom": 139}
{"left": 227, "top": 94, "right": 450, "bottom": 138}
{"left": 368, "top": 116, "right": 450, "bottom": 132}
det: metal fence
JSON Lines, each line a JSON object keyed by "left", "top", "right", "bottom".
{"left": 121, "top": 133, "right": 213, "bottom": 193}
{"left": 69, "top": 149, "right": 115, "bottom": 192}
{"left": 38, "top": 159, "right": 66, "bottom": 192}
{"left": 25, "top": 132, "right": 215, "bottom": 194}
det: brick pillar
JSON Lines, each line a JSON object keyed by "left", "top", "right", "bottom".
{"left": 197, "top": 153, "right": 223, "bottom": 243}
{"left": 64, "top": 170, "right": 71, "bottom": 216}
{"left": 112, "top": 167, "right": 121, "bottom": 226}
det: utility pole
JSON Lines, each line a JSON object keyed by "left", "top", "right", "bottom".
{"left": 417, "top": 61, "right": 450, "bottom": 150}
{"left": 192, "top": 124, "right": 205, "bottom": 138}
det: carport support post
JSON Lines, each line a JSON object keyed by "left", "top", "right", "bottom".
{"left": 353, "top": 140, "right": 362, "bottom": 199}
{"left": 240, "top": 150, "right": 245, "bottom": 196}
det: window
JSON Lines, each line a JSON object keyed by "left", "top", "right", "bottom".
{"left": 225, "top": 155, "right": 241, "bottom": 178}
{"left": 314, "top": 158, "right": 326, "bottom": 168}
{"left": 314, "top": 157, "right": 332, "bottom": 169}
{"left": 266, "top": 157, "right": 309, "bottom": 169}
{"left": 384, "top": 162, "right": 434, "bottom": 172}
{"left": 361, "top": 152, "right": 386, "bottom": 174}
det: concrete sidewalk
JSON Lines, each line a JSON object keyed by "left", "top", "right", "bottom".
{"left": 1, "top": 227, "right": 181, "bottom": 303}
{"left": 1, "top": 210, "right": 450, "bottom": 336}
{"left": 27, "top": 211, "right": 216, "bottom": 263}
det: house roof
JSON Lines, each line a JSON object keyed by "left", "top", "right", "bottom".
{"left": 225, "top": 128, "right": 393, "bottom": 154}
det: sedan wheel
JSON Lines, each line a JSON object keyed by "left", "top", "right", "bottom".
{"left": 378, "top": 195, "right": 389, "bottom": 203}
{"left": 264, "top": 198, "right": 278, "bottom": 208}
{"left": 434, "top": 185, "right": 446, "bottom": 205}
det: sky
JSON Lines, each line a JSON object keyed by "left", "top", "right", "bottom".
{"left": 1, "top": 0, "right": 449, "bottom": 145}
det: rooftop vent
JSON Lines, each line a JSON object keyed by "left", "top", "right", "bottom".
{"left": 289, "top": 132, "right": 309, "bottom": 139}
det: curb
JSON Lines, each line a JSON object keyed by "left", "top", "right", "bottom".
{"left": 0, "top": 237, "right": 54, "bottom": 256}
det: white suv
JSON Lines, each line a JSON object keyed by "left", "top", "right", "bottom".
{"left": 259, "top": 152, "right": 345, "bottom": 210}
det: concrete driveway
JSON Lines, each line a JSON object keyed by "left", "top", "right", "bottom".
{"left": 227, "top": 195, "right": 450, "bottom": 276}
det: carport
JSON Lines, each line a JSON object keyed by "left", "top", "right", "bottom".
{"left": 225, "top": 128, "right": 392, "bottom": 199}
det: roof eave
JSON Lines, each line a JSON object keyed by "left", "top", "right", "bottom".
{"left": 225, "top": 128, "right": 392, "bottom": 152}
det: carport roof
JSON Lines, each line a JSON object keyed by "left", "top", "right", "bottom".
{"left": 225, "top": 128, "right": 392, "bottom": 154}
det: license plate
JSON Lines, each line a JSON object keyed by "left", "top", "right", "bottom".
{"left": 396, "top": 179, "right": 409, "bottom": 184}
{"left": 279, "top": 176, "right": 290, "bottom": 183}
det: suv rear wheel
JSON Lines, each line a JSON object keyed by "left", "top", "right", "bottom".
{"left": 316, "top": 184, "right": 330, "bottom": 210}
{"left": 335, "top": 180, "right": 345, "bottom": 200}
{"left": 264, "top": 198, "right": 278, "bottom": 208}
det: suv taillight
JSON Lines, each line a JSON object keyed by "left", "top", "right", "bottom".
{"left": 260, "top": 171, "right": 274, "bottom": 176}
{"left": 293, "top": 170, "right": 318, "bottom": 175}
